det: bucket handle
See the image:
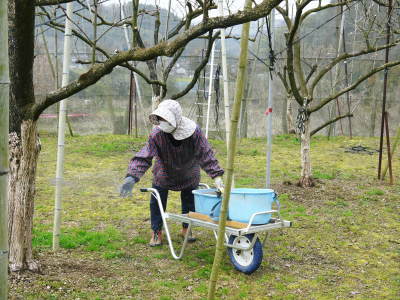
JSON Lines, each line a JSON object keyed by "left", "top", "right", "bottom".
{"left": 209, "top": 200, "right": 221, "bottom": 221}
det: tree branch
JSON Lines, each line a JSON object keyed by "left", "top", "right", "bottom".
{"left": 300, "top": 0, "right": 352, "bottom": 22}
{"left": 310, "top": 113, "right": 353, "bottom": 136}
{"left": 277, "top": 67, "right": 291, "bottom": 93}
{"left": 309, "top": 39, "right": 400, "bottom": 96}
{"left": 310, "top": 59, "right": 400, "bottom": 113}
{"left": 33, "top": 0, "right": 283, "bottom": 118}
{"left": 286, "top": 1, "right": 312, "bottom": 105}
{"left": 135, "top": 23, "right": 160, "bottom": 96}
{"left": 161, "top": 3, "right": 203, "bottom": 98}
{"left": 121, "top": 63, "right": 166, "bottom": 88}
{"left": 46, "top": 21, "right": 111, "bottom": 59}
{"left": 170, "top": 32, "right": 217, "bottom": 100}
{"left": 35, "top": 0, "right": 75, "bottom": 5}
{"left": 305, "top": 64, "right": 317, "bottom": 84}
{"left": 275, "top": 5, "right": 291, "bottom": 28}
{"left": 166, "top": 5, "right": 216, "bottom": 40}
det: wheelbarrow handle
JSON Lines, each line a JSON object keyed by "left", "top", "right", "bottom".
{"left": 138, "top": 187, "right": 190, "bottom": 260}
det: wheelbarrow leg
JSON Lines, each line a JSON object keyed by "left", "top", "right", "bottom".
{"left": 212, "top": 230, "right": 229, "bottom": 244}
{"left": 262, "top": 232, "right": 270, "bottom": 248}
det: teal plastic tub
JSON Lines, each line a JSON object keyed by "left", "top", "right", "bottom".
{"left": 193, "top": 188, "right": 276, "bottom": 224}
{"left": 229, "top": 188, "right": 276, "bottom": 224}
{"left": 192, "top": 189, "right": 221, "bottom": 218}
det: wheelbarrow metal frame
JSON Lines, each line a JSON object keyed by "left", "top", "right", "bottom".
{"left": 140, "top": 186, "right": 291, "bottom": 260}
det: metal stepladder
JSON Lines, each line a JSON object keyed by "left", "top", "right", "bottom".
{"left": 195, "top": 42, "right": 222, "bottom": 138}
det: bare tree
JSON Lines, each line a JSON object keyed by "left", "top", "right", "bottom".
{"left": 276, "top": 0, "right": 400, "bottom": 186}
{"left": 8, "top": 0, "right": 283, "bottom": 271}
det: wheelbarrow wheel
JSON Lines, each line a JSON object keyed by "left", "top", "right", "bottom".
{"left": 227, "top": 234, "right": 263, "bottom": 274}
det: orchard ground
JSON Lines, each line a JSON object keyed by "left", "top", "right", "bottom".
{"left": 9, "top": 133, "right": 400, "bottom": 299}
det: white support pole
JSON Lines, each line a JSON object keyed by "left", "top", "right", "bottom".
{"left": 218, "top": 0, "right": 230, "bottom": 147}
{"left": 266, "top": 9, "right": 275, "bottom": 188}
{"left": 53, "top": 3, "right": 73, "bottom": 251}
{"left": 205, "top": 43, "right": 216, "bottom": 138}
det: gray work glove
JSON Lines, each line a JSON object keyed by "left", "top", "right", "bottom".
{"left": 214, "top": 176, "right": 224, "bottom": 194}
{"left": 120, "top": 176, "right": 136, "bottom": 197}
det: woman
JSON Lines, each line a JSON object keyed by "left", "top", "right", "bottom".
{"left": 120, "top": 100, "right": 224, "bottom": 246}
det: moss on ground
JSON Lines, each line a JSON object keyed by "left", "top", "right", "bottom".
{"left": 9, "top": 133, "right": 400, "bottom": 299}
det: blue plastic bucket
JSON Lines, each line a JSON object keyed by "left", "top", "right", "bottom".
{"left": 228, "top": 188, "right": 276, "bottom": 224}
{"left": 192, "top": 189, "right": 221, "bottom": 218}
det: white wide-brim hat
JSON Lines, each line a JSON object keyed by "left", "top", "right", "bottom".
{"left": 149, "top": 100, "right": 197, "bottom": 140}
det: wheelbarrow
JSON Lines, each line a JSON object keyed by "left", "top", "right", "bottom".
{"left": 140, "top": 184, "right": 292, "bottom": 274}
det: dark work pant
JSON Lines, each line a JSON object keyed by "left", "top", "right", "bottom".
{"left": 150, "top": 184, "right": 195, "bottom": 232}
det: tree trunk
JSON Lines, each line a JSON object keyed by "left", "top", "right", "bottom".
{"left": 298, "top": 117, "right": 314, "bottom": 187}
{"left": 8, "top": 1, "right": 40, "bottom": 272}
{"left": 287, "top": 95, "right": 295, "bottom": 134}
{"left": 282, "top": 94, "right": 288, "bottom": 134}
{"left": 8, "top": 120, "right": 41, "bottom": 272}
{"left": 152, "top": 94, "right": 161, "bottom": 111}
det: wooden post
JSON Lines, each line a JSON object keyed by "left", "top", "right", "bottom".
{"left": 383, "top": 112, "right": 393, "bottom": 184}
{"left": 134, "top": 76, "right": 138, "bottom": 138}
{"left": 128, "top": 71, "right": 134, "bottom": 135}
{"left": 378, "top": 0, "right": 392, "bottom": 179}
{"left": 0, "top": 0, "right": 9, "bottom": 296}
{"left": 207, "top": 0, "right": 252, "bottom": 299}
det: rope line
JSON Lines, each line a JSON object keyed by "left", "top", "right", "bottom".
{"left": 296, "top": 98, "right": 309, "bottom": 135}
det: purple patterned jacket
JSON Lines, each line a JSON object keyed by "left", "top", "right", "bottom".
{"left": 127, "top": 126, "right": 224, "bottom": 191}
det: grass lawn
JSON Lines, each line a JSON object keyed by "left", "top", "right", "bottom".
{"left": 9, "top": 133, "right": 400, "bottom": 299}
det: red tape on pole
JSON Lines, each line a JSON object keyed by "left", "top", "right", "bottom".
{"left": 264, "top": 107, "right": 273, "bottom": 116}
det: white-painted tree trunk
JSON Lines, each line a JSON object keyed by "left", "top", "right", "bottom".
{"left": 53, "top": 3, "right": 73, "bottom": 251}
{"left": 152, "top": 94, "right": 161, "bottom": 112}
{"left": 299, "top": 118, "right": 314, "bottom": 187}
